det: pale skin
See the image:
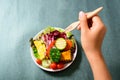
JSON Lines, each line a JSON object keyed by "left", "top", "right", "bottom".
{"left": 77, "top": 11, "right": 112, "bottom": 80}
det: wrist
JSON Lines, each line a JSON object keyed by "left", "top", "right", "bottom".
{"left": 84, "top": 49, "right": 102, "bottom": 55}
{"left": 84, "top": 50, "right": 103, "bottom": 61}
{"left": 84, "top": 50, "right": 112, "bottom": 80}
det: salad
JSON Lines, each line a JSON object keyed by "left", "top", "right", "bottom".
{"left": 30, "top": 26, "right": 77, "bottom": 71}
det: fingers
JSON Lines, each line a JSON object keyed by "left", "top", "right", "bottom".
{"left": 92, "top": 16, "right": 104, "bottom": 28}
{"left": 92, "top": 15, "right": 102, "bottom": 23}
{"left": 78, "top": 11, "right": 89, "bottom": 31}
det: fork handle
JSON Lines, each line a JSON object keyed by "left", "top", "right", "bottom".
{"left": 76, "top": 7, "right": 103, "bottom": 23}
{"left": 86, "top": 7, "right": 103, "bottom": 19}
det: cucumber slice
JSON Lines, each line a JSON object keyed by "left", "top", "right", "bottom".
{"left": 55, "top": 38, "right": 67, "bottom": 50}
{"left": 42, "top": 59, "right": 51, "bottom": 68}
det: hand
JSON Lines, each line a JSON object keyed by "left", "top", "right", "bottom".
{"left": 77, "top": 11, "right": 107, "bottom": 54}
{"left": 77, "top": 11, "right": 112, "bottom": 80}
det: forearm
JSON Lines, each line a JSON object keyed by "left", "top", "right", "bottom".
{"left": 85, "top": 51, "right": 112, "bottom": 80}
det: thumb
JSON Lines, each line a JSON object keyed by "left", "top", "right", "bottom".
{"left": 79, "top": 11, "right": 89, "bottom": 31}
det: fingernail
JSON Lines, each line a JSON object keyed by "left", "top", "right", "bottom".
{"left": 79, "top": 11, "right": 85, "bottom": 18}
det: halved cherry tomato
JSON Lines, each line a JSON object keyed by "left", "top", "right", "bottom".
{"left": 57, "top": 63, "right": 64, "bottom": 69}
{"left": 46, "top": 40, "right": 56, "bottom": 57}
{"left": 50, "top": 62, "right": 57, "bottom": 70}
{"left": 36, "top": 59, "right": 42, "bottom": 65}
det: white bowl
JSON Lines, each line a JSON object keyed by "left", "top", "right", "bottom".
{"left": 30, "top": 27, "right": 77, "bottom": 72}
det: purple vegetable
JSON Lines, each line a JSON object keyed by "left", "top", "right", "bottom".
{"left": 59, "top": 32, "right": 67, "bottom": 39}
{"left": 41, "top": 29, "right": 67, "bottom": 48}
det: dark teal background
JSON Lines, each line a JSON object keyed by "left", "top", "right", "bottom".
{"left": 0, "top": 0, "right": 120, "bottom": 80}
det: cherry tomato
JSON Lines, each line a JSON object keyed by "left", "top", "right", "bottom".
{"left": 57, "top": 63, "right": 64, "bottom": 69}
{"left": 36, "top": 59, "right": 42, "bottom": 65}
{"left": 50, "top": 62, "right": 57, "bottom": 70}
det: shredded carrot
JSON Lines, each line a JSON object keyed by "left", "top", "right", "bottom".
{"left": 64, "top": 39, "right": 73, "bottom": 51}
{"left": 46, "top": 40, "right": 56, "bottom": 57}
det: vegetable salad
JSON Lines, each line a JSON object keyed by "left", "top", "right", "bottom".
{"left": 30, "top": 26, "right": 76, "bottom": 70}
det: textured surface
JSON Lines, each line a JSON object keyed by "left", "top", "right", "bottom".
{"left": 0, "top": 0, "right": 120, "bottom": 80}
